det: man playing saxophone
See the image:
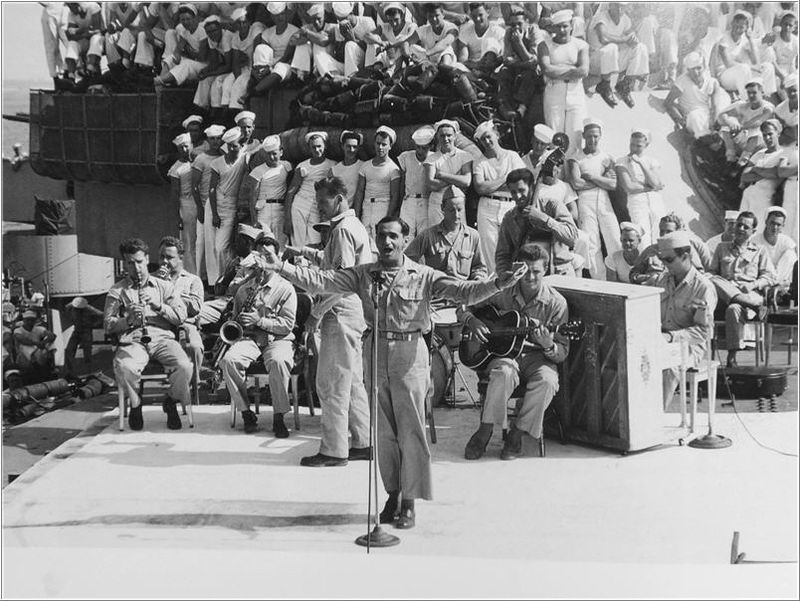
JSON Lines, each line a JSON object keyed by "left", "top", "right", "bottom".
{"left": 104, "top": 237, "right": 192, "bottom": 431}
{"left": 218, "top": 229, "right": 297, "bottom": 437}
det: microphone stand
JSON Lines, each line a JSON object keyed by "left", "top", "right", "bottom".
{"left": 355, "top": 270, "right": 400, "bottom": 550}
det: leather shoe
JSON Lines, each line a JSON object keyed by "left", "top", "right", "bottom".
{"left": 464, "top": 428, "right": 491, "bottom": 460}
{"left": 300, "top": 453, "right": 348, "bottom": 467}
{"left": 162, "top": 398, "right": 182, "bottom": 430}
{"left": 273, "top": 414, "right": 290, "bottom": 438}
{"left": 596, "top": 80, "right": 618, "bottom": 108}
{"left": 242, "top": 409, "right": 258, "bottom": 434}
{"left": 379, "top": 493, "right": 399, "bottom": 524}
{"left": 500, "top": 429, "right": 523, "bottom": 461}
{"left": 396, "top": 506, "right": 415, "bottom": 529}
{"left": 128, "top": 405, "right": 143, "bottom": 431}
{"left": 348, "top": 446, "right": 372, "bottom": 461}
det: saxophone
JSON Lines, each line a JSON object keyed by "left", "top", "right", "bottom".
{"left": 208, "top": 270, "right": 268, "bottom": 389}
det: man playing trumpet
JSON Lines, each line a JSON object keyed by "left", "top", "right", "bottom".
{"left": 104, "top": 238, "right": 192, "bottom": 431}
{"left": 218, "top": 229, "right": 297, "bottom": 437}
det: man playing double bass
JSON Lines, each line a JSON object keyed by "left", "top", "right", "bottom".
{"left": 462, "top": 243, "right": 569, "bottom": 461}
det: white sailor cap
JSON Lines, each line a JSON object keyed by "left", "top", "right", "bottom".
{"left": 306, "top": 3, "right": 325, "bottom": 18}
{"left": 534, "top": 123, "right": 555, "bottom": 142}
{"left": 630, "top": 127, "right": 650, "bottom": 140}
{"left": 582, "top": 117, "right": 603, "bottom": 131}
{"left": 22, "top": 310, "right": 37, "bottom": 319}
{"left": 204, "top": 124, "right": 226, "bottom": 137}
{"left": 657, "top": 231, "right": 691, "bottom": 252}
{"left": 724, "top": 210, "right": 740, "bottom": 221}
{"left": 305, "top": 130, "right": 328, "bottom": 144}
{"left": 411, "top": 125, "right": 436, "bottom": 145}
{"left": 339, "top": 130, "right": 364, "bottom": 145}
{"left": 178, "top": 3, "right": 198, "bottom": 16}
{"left": 766, "top": 206, "right": 788, "bottom": 219}
{"left": 235, "top": 110, "right": 256, "bottom": 124}
{"left": 71, "top": 296, "right": 89, "bottom": 309}
{"left": 762, "top": 118, "right": 783, "bottom": 133}
{"left": 619, "top": 221, "right": 644, "bottom": 236}
{"left": 182, "top": 114, "right": 203, "bottom": 129}
{"left": 375, "top": 125, "right": 396, "bottom": 144}
{"left": 473, "top": 120, "right": 496, "bottom": 141}
{"left": 222, "top": 127, "right": 242, "bottom": 144}
{"left": 261, "top": 135, "right": 281, "bottom": 152}
{"left": 551, "top": 9, "right": 573, "bottom": 25}
{"left": 744, "top": 77, "right": 764, "bottom": 89}
{"left": 783, "top": 73, "right": 798, "bottom": 89}
{"left": 232, "top": 7, "right": 247, "bottom": 21}
{"left": 238, "top": 224, "right": 263, "bottom": 241}
{"left": 434, "top": 119, "right": 460, "bottom": 134}
{"left": 202, "top": 15, "right": 221, "bottom": 26}
{"left": 267, "top": 2, "right": 287, "bottom": 15}
{"left": 332, "top": 2, "right": 354, "bottom": 18}
{"left": 382, "top": 2, "right": 405, "bottom": 18}
{"left": 683, "top": 52, "right": 703, "bottom": 69}
{"left": 172, "top": 132, "right": 192, "bottom": 147}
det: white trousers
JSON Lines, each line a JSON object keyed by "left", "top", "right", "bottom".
{"left": 134, "top": 28, "right": 177, "bottom": 68}
{"left": 589, "top": 41, "right": 649, "bottom": 77}
{"left": 171, "top": 58, "right": 208, "bottom": 86}
{"left": 41, "top": 8, "right": 64, "bottom": 78}
{"left": 399, "top": 195, "right": 431, "bottom": 239}
{"left": 577, "top": 188, "right": 621, "bottom": 280}
{"left": 114, "top": 336, "right": 192, "bottom": 407}
{"left": 220, "top": 338, "right": 293, "bottom": 414}
{"left": 627, "top": 191, "right": 665, "bottom": 249}
{"left": 290, "top": 191, "right": 321, "bottom": 248}
{"left": 686, "top": 107, "right": 713, "bottom": 138}
{"left": 784, "top": 178, "right": 798, "bottom": 248}
{"left": 193, "top": 73, "right": 228, "bottom": 108}
{"left": 362, "top": 198, "right": 391, "bottom": 242}
{"left": 477, "top": 196, "right": 515, "bottom": 275}
{"left": 221, "top": 68, "right": 251, "bottom": 109}
{"left": 202, "top": 201, "right": 235, "bottom": 284}
{"left": 255, "top": 203, "right": 288, "bottom": 247}
{"left": 66, "top": 35, "right": 104, "bottom": 62}
{"left": 343, "top": 40, "right": 365, "bottom": 77}
{"left": 179, "top": 198, "right": 198, "bottom": 275}
{"left": 543, "top": 80, "right": 587, "bottom": 149}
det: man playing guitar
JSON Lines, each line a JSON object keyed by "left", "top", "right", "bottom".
{"left": 462, "top": 243, "right": 569, "bottom": 461}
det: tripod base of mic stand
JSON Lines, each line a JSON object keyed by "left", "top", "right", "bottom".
{"left": 355, "top": 525, "right": 400, "bottom": 548}
{"left": 688, "top": 433, "right": 732, "bottom": 449}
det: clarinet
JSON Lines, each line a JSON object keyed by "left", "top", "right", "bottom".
{"left": 133, "top": 271, "right": 151, "bottom": 345}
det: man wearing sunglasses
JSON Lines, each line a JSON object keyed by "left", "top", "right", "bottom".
{"left": 644, "top": 231, "right": 717, "bottom": 407}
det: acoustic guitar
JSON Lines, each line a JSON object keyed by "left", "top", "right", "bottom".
{"left": 459, "top": 305, "right": 585, "bottom": 371}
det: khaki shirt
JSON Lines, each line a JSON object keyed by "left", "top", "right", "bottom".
{"left": 464, "top": 281, "right": 570, "bottom": 365}
{"left": 647, "top": 267, "right": 717, "bottom": 346}
{"left": 104, "top": 275, "right": 186, "bottom": 342}
{"left": 711, "top": 240, "right": 776, "bottom": 290}
{"left": 281, "top": 257, "right": 504, "bottom": 334}
{"left": 170, "top": 269, "right": 204, "bottom": 319}
{"left": 301, "top": 210, "right": 372, "bottom": 319}
{"left": 234, "top": 272, "right": 296, "bottom": 347}
{"left": 405, "top": 222, "right": 487, "bottom": 282}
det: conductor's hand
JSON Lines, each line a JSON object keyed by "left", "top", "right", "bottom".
{"left": 531, "top": 324, "right": 554, "bottom": 349}
{"left": 260, "top": 246, "right": 283, "bottom": 271}
{"left": 238, "top": 310, "right": 259, "bottom": 328}
{"left": 468, "top": 316, "right": 490, "bottom": 344}
{"left": 496, "top": 262, "right": 528, "bottom": 289}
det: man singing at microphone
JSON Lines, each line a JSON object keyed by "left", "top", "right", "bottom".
{"left": 258, "top": 216, "right": 527, "bottom": 530}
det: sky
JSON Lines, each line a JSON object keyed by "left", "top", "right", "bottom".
{"left": 2, "top": 2, "right": 53, "bottom": 83}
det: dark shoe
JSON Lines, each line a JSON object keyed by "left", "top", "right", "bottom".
{"left": 464, "top": 426, "right": 492, "bottom": 460}
{"left": 242, "top": 409, "right": 258, "bottom": 434}
{"left": 128, "top": 405, "right": 143, "bottom": 431}
{"left": 396, "top": 501, "right": 415, "bottom": 529}
{"left": 300, "top": 453, "right": 348, "bottom": 467}
{"left": 162, "top": 398, "right": 182, "bottom": 430}
{"left": 379, "top": 491, "right": 399, "bottom": 524}
{"left": 500, "top": 428, "right": 523, "bottom": 461}
{"left": 615, "top": 79, "right": 635, "bottom": 108}
{"left": 348, "top": 446, "right": 372, "bottom": 461}
{"left": 273, "top": 413, "right": 289, "bottom": 438}
{"left": 597, "top": 80, "right": 618, "bottom": 108}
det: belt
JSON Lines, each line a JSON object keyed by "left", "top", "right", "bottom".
{"left": 482, "top": 194, "right": 514, "bottom": 202}
{"left": 368, "top": 330, "right": 422, "bottom": 341}
{"left": 368, "top": 198, "right": 389, "bottom": 203}
{"left": 263, "top": 198, "right": 283, "bottom": 204}
{"left": 408, "top": 194, "right": 426, "bottom": 198}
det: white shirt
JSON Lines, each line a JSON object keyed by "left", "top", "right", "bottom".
{"left": 249, "top": 161, "right": 292, "bottom": 208}
{"left": 360, "top": 159, "right": 401, "bottom": 200}
{"left": 232, "top": 22, "right": 267, "bottom": 67}
{"left": 458, "top": 21, "right": 504, "bottom": 61}
{"left": 331, "top": 160, "right": 364, "bottom": 203}
{"left": 398, "top": 151, "right": 429, "bottom": 197}
{"left": 261, "top": 24, "right": 300, "bottom": 65}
